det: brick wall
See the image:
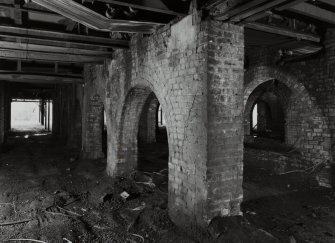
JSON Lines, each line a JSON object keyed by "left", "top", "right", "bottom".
{"left": 244, "top": 67, "right": 331, "bottom": 170}
{"left": 83, "top": 15, "right": 245, "bottom": 228}
{"left": 206, "top": 21, "right": 244, "bottom": 220}
{"left": 82, "top": 94, "right": 105, "bottom": 159}
{"left": 245, "top": 30, "right": 335, "bottom": 187}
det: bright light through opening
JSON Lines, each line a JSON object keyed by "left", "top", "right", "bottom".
{"left": 252, "top": 103, "right": 258, "bottom": 130}
{"left": 11, "top": 100, "right": 53, "bottom": 132}
{"left": 158, "top": 105, "right": 166, "bottom": 127}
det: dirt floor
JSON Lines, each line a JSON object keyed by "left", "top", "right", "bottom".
{"left": 0, "top": 131, "right": 334, "bottom": 242}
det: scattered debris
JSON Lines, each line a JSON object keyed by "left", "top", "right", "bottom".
{"left": 62, "top": 238, "right": 73, "bottom": 243}
{"left": 120, "top": 191, "right": 130, "bottom": 200}
{"left": 0, "top": 219, "right": 31, "bottom": 227}
{"left": 289, "top": 235, "right": 297, "bottom": 243}
{"left": 128, "top": 233, "right": 144, "bottom": 243}
{"left": 131, "top": 202, "right": 146, "bottom": 211}
{"left": 57, "top": 206, "right": 82, "bottom": 217}
{"left": 8, "top": 239, "right": 46, "bottom": 243}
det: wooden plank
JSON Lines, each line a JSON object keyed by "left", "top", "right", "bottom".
{"left": 32, "top": 0, "right": 162, "bottom": 33}
{"left": 0, "top": 48, "right": 109, "bottom": 63}
{"left": 204, "top": 0, "right": 225, "bottom": 10}
{"left": 0, "top": 25, "right": 129, "bottom": 47}
{"left": 0, "top": 33, "right": 121, "bottom": 50}
{"left": 96, "top": 0, "right": 186, "bottom": 16}
{"left": 0, "top": 72, "right": 83, "bottom": 83}
{"left": 230, "top": 0, "right": 288, "bottom": 22}
{"left": 317, "top": 0, "right": 335, "bottom": 7}
{"left": 215, "top": 0, "right": 269, "bottom": 20}
{"left": 276, "top": 0, "right": 307, "bottom": 11}
{"left": 245, "top": 22, "right": 320, "bottom": 42}
{"left": 0, "top": 41, "right": 113, "bottom": 56}
{"left": 0, "top": 3, "right": 59, "bottom": 16}
{"left": 289, "top": 2, "right": 335, "bottom": 25}
{"left": 243, "top": 11, "right": 270, "bottom": 22}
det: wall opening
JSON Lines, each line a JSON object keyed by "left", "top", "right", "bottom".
{"left": 243, "top": 79, "right": 295, "bottom": 202}
{"left": 115, "top": 87, "right": 169, "bottom": 193}
{"left": 11, "top": 99, "right": 52, "bottom": 134}
{"left": 251, "top": 103, "right": 258, "bottom": 130}
{"left": 138, "top": 93, "right": 168, "bottom": 175}
{"left": 102, "top": 110, "right": 107, "bottom": 158}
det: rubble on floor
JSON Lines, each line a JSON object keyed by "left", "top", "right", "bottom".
{"left": 0, "top": 134, "right": 334, "bottom": 242}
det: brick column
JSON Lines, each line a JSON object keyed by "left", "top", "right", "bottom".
{"left": 83, "top": 94, "right": 105, "bottom": 159}
{"left": 206, "top": 21, "right": 244, "bottom": 220}
{"left": 102, "top": 16, "right": 245, "bottom": 228}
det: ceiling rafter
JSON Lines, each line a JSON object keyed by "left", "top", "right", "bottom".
{"left": 245, "top": 22, "right": 320, "bottom": 43}
{"left": 230, "top": 0, "right": 289, "bottom": 22}
{"left": 94, "top": 0, "right": 187, "bottom": 16}
{"left": 0, "top": 25, "right": 129, "bottom": 49}
{"left": 289, "top": 2, "right": 335, "bottom": 26}
{"left": 0, "top": 47, "right": 109, "bottom": 63}
{"left": 0, "top": 72, "right": 83, "bottom": 84}
{"left": 30, "top": 0, "right": 163, "bottom": 33}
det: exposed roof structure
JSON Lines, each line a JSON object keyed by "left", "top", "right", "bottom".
{"left": 0, "top": 0, "right": 334, "bottom": 86}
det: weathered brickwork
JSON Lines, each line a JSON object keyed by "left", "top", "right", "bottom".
{"left": 206, "top": 21, "right": 244, "bottom": 219}
{"left": 82, "top": 94, "right": 105, "bottom": 159}
{"left": 244, "top": 67, "right": 331, "bottom": 168}
{"left": 82, "top": 14, "right": 244, "bottom": 228}
{"left": 138, "top": 93, "right": 159, "bottom": 143}
{"left": 244, "top": 80, "right": 290, "bottom": 138}
{"left": 245, "top": 30, "right": 335, "bottom": 187}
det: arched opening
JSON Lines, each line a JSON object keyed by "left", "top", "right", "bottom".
{"left": 243, "top": 67, "right": 332, "bottom": 203}
{"left": 244, "top": 79, "right": 289, "bottom": 150}
{"left": 112, "top": 86, "right": 170, "bottom": 195}
{"left": 138, "top": 93, "right": 168, "bottom": 173}
{"left": 243, "top": 79, "right": 299, "bottom": 203}
{"left": 102, "top": 110, "right": 107, "bottom": 158}
{"left": 250, "top": 90, "right": 285, "bottom": 141}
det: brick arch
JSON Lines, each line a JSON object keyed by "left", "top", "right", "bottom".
{"left": 107, "top": 82, "right": 174, "bottom": 174}
{"left": 244, "top": 80, "right": 290, "bottom": 137}
{"left": 244, "top": 66, "right": 331, "bottom": 166}
{"left": 83, "top": 94, "right": 105, "bottom": 159}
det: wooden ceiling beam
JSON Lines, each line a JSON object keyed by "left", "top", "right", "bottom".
{"left": 245, "top": 22, "right": 320, "bottom": 42}
{"left": 0, "top": 33, "right": 120, "bottom": 50}
{"left": 244, "top": 0, "right": 307, "bottom": 22}
{"left": 317, "top": 0, "right": 335, "bottom": 7}
{"left": 0, "top": 3, "right": 60, "bottom": 17}
{"left": 0, "top": 48, "right": 108, "bottom": 63}
{"left": 0, "top": 72, "right": 83, "bottom": 84}
{"left": 0, "top": 25, "right": 129, "bottom": 48}
{"left": 289, "top": 2, "right": 335, "bottom": 25}
{"left": 31, "top": 0, "right": 162, "bottom": 33}
{"left": 215, "top": 0, "right": 269, "bottom": 20}
{"left": 0, "top": 41, "right": 113, "bottom": 56}
{"left": 230, "top": 0, "right": 289, "bottom": 22}
{"left": 276, "top": 0, "right": 307, "bottom": 11}
{"left": 95, "top": 0, "right": 186, "bottom": 16}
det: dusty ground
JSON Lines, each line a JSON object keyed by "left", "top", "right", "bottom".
{"left": 0, "top": 131, "right": 334, "bottom": 242}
